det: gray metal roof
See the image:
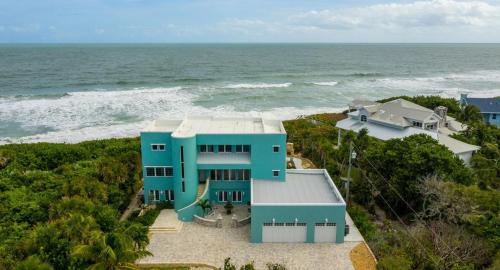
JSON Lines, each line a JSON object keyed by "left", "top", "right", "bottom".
{"left": 251, "top": 169, "right": 345, "bottom": 205}
{"left": 337, "top": 117, "right": 479, "bottom": 154}
{"left": 465, "top": 97, "right": 500, "bottom": 113}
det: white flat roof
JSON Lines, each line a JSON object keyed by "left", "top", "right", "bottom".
{"left": 251, "top": 169, "right": 346, "bottom": 206}
{"left": 144, "top": 116, "right": 285, "bottom": 137}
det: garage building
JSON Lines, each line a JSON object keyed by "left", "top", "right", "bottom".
{"left": 251, "top": 169, "right": 346, "bottom": 243}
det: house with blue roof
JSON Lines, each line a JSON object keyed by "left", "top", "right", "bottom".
{"left": 460, "top": 94, "right": 500, "bottom": 126}
{"left": 140, "top": 116, "right": 346, "bottom": 243}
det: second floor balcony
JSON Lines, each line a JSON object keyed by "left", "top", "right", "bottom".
{"left": 197, "top": 152, "right": 251, "bottom": 165}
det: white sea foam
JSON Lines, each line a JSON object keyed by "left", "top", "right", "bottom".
{"left": 311, "top": 81, "right": 338, "bottom": 86}
{"left": 223, "top": 83, "right": 292, "bottom": 89}
{"left": 2, "top": 69, "right": 500, "bottom": 144}
{"left": 0, "top": 85, "right": 342, "bottom": 144}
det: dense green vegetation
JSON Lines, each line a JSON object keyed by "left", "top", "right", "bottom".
{"left": 284, "top": 96, "right": 499, "bottom": 270}
{"left": 0, "top": 138, "right": 150, "bottom": 270}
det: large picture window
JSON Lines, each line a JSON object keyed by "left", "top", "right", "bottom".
{"left": 208, "top": 169, "right": 250, "bottom": 181}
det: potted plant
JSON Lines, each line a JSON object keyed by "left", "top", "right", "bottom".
{"left": 224, "top": 201, "right": 233, "bottom": 215}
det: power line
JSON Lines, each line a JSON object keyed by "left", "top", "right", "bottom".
{"left": 351, "top": 142, "right": 463, "bottom": 263}
{"left": 359, "top": 171, "right": 440, "bottom": 266}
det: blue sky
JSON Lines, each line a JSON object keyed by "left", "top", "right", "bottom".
{"left": 1, "top": 0, "right": 500, "bottom": 43}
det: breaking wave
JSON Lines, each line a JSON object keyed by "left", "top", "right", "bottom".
{"left": 223, "top": 83, "right": 292, "bottom": 89}
{"left": 311, "top": 81, "right": 338, "bottom": 86}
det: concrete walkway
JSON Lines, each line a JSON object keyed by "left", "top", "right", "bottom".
{"left": 120, "top": 190, "right": 142, "bottom": 221}
{"left": 344, "top": 213, "right": 364, "bottom": 242}
{"left": 149, "top": 209, "right": 183, "bottom": 233}
{"left": 138, "top": 221, "right": 360, "bottom": 270}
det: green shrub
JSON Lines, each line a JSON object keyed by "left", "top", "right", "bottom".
{"left": 266, "top": 263, "right": 287, "bottom": 270}
{"left": 134, "top": 208, "right": 161, "bottom": 226}
{"left": 377, "top": 255, "right": 412, "bottom": 270}
{"left": 348, "top": 204, "right": 377, "bottom": 241}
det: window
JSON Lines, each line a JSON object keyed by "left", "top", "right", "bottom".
{"left": 145, "top": 166, "right": 173, "bottom": 177}
{"left": 149, "top": 190, "right": 160, "bottom": 202}
{"left": 218, "top": 145, "right": 233, "bottom": 153}
{"left": 273, "top": 145, "right": 280, "bottom": 153}
{"left": 151, "top": 144, "right": 166, "bottom": 151}
{"left": 360, "top": 115, "right": 367, "bottom": 122}
{"left": 180, "top": 146, "right": 185, "bottom": 178}
{"left": 243, "top": 145, "right": 250, "bottom": 153}
{"left": 156, "top": 167, "right": 165, "bottom": 176}
{"left": 412, "top": 121, "right": 422, "bottom": 127}
{"left": 315, "top": 222, "right": 336, "bottom": 226}
{"left": 181, "top": 181, "right": 185, "bottom": 192}
{"left": 209, "top": 169, "right": 250, "bottom": 181}
{"left": 230, "top": 170, "right": 237, "bottom": 180}
{"left": 493, "top": 114, "right": 497, "bottom": 120}
{"left": 165, "top": 190, "right": 175, "bottom": 201}
{"left": 235, "top": 145, "right": 250, "bottom": 153}
{"left": 146, "top": 167, "right": 155, "bottom": 176}
{"left": 199, "top": 145, "right": 214, "bottom": 153}
{"left": 273, "top": 170, "right": 280, "bottom": 177}
{"left": 218, "top": 191, "right": 228, "bottom": 202}
{"left": 232, "top": 191, "right": 242, "bottom": 202}
{"left": 243, "top": 169, "right": 251, "bottom": 180}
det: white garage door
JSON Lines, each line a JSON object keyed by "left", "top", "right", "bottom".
{"left": 262, "top": 222, "right": 307, "bottom": 243}
{"left": 314, "top": 223, "right": 336, "bottom": 243}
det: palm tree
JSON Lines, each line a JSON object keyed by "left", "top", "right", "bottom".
{"left": 197, "top": 199, "right": 212, "bottom": 216}
{"left": 457, "top": 104, "right": 483, "bottom": 124}
{"left": 72, "top": 231, "right": 151, "bottom": 270}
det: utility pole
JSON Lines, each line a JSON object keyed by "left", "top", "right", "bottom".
{"left": 346, "top": 141, "right": 354, "bottom": 206}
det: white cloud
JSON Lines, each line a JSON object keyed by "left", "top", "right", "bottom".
{"left": 10, "top": 24, "right": 40, "bottom": 33}
{"left": 289, "top": 0, "right": 500, "bottom": 30}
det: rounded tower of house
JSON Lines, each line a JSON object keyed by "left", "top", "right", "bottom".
{"left": 171, "top": 129, "right": 199, "bottom": 211}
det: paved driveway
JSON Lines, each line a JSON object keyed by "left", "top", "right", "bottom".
{"left": 137, "top": 216, "right": 361, "bottom": 270}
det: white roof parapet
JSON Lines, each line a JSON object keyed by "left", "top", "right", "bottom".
{"left": 143, "top": 116, "right": 286, "bottom": 136}
{"left": 251, "top": 169, "right": 346, "bottom": 206}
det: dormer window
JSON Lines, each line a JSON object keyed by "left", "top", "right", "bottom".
{"left": 360, "top": 115, "right": 367, "bottom": 122}
{"left": 412, "top": 121, "right": 422, "bottom": 128}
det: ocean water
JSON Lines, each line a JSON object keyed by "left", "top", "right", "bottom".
{"left": 1, "top": 43, "right": 500, "bottom": 144}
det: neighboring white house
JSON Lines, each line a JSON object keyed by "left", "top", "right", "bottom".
{"left": 336, "top": 98, "right": 480, "bottom": 165}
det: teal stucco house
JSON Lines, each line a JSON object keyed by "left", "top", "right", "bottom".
{"left": 140, "top": 116, "right": 346, "bottom": 243}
